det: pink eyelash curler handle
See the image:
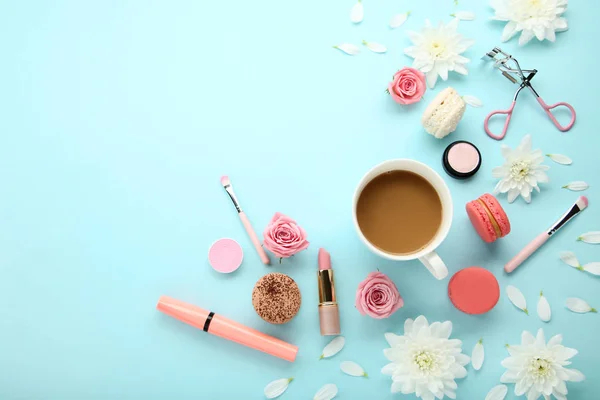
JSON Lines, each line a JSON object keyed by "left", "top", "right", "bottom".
{"left": 536, "top": 97, "right": 576, "bottom": 132}
{"left": 239, "top": 212, "right": 270, "bottom": 265}
{"left": 484, "top": 101, "right": 516, "bottom": 141}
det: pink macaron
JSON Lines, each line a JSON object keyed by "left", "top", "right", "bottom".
{"left": 466, "top": 193, "right": 511, "bottom": 243}
{"left": 448, "top": 267, "right": 500, "bottom": 314}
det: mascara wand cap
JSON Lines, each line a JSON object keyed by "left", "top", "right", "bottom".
{"left": 157, "top": 296, "right": 210, "bottom": 331}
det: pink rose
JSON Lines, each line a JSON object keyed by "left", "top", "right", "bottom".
{"left": 388, "top": 67, "right": 426, "bottom": 105}
{"left": 263, "top": 212, "right": 309, "bottom": 259}
{"left": 355, "top": 272, "right": 404, "bottom": 319}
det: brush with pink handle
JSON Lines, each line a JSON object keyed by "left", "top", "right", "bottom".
{"left": 221, "top": 176, "right": 270, "bottom": 265}
{"left": 505, "top": 196, "right": 588, "bottom": 273}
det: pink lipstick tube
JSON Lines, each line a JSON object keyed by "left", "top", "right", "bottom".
{"left": 157, "top": 296, "right": 298, "bottom": 362}
{"left": 317, "top": 248, "right": 341, "bottom": 336}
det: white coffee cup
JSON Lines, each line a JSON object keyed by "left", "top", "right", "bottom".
{"left": 352, "top": 159, "right": 452, "bottom": 280}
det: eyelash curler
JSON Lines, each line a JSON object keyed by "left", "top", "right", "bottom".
{"left": 482, "top": 47, "right": 576, "bottom": 141}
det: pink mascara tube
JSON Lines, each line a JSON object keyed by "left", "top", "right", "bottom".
{"left": 157, "top": 296, "right": 298, "bottom": 362}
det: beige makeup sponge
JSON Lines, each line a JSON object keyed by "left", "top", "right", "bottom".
{"left": 421, "top": 87, "right": 466, "bottom": 139}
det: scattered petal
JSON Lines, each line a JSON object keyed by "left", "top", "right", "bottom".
{"left": 462, "top": 95, "right": 483, "bottom": 107}
{"left": 362, "top": 40, "right": 387, "bottom": 53}
{"left": 560, "top": 251, "right": 581, "bottom": 269}
{"left": 566, "top": 298, "right": 597, "bottom": 313}
{"left": 546, "top": 153, "right": 572, "bottom": 165}
{"left": 320, "top": 336, "right": 345, "bottom": 359}
{"left": 313, "top": 384, "right": 338, "bottom": 400}
{"left": 264, "top": 378, "right": 293, "bottom": 399}
{"left": 537, "top": 291, "right": 552, "bottom": 322}
{"left": 562, "top": 181, "right": 589, "bottom": 191}
{"left": 340, "top": 361, "right": 367, "bottom": 377}
{"left": 451, "top": 11, "right": 476, "bottom": 21}
{"left": 577, "top": 231, "right": 600, "bottom": 244}
{"left": 471, "top": 338, "right": 484, "bottom": 371}
{"left": 485, "top": 384, "right": 508, "bottom": 400}
{"left": 583, "top": 262, "right": 600, "bottom": 275}
{"left": 390, "top": 12, "right": 410, "bottom": 29}
{"left": 350, "top": 0, "right": 363, "bottom": 24}
{"left": 506, "top": 285, "right": 528, "bottom": 315}
{"left": 333, "top": 44, "right": 360, "bottom": 55}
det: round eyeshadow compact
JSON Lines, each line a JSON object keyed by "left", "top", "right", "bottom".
{"left": 442, "top": 140, "right": 482, "bottom": 179}
{"left": 448, "top": 267, "right": 500, "bottom": 315}
{"left": 252, "top": 273, "right": 301, "bottom": 324}
{"left": 208, "top": 238, "right": 243, "bottom": 273}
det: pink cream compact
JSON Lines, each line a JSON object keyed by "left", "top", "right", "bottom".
{"left": 208, "top": 238, "right": 243, "bottom": 273}
{"left": 442, "top": 141, "right": 481, "bottom": 179}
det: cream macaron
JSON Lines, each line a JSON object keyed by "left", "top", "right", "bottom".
{"left": 421, "top": 87, "right": 466, "bottom": 139}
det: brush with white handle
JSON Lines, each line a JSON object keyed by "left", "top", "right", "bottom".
{"left": 505, "top": 196, "right": 588, "bottom": 273}
{"left": 221, "top": 176, "right": 270, "bottom": 265}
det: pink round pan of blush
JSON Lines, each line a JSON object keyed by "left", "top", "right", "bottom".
{"left": 208, "top": 238, "right": 243, "bottom": 273}
{"left": 442, "top": 141, "right": 481, "bottom": 179}
{"left": 448, "top": 143, "right": 480, "bottom": 173}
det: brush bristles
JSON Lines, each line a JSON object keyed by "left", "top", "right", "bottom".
{"left": 220, "top": 175, "right": 230, "bottom": 187}
{"left": 576, "top": 196, "right": 588, "bottom": 211}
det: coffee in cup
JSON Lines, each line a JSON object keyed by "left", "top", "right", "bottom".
{"left": 352, "top": 159, "right": 452, "bottom": 280}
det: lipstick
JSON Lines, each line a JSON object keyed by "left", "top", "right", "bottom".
{"left": 317, "top": 248, "right": 341, "bottom": 336}
{"left": 157, "top": 296, "right": 298, "bottom": 362}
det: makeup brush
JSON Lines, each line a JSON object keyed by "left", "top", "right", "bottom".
{"left": 505, "top": 196, "right": 588, "bottom": 273}
{"left": 221, "top": 176, "right": 270, "bottom": 265}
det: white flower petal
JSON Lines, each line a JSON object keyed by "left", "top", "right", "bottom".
{"left": 462, "top": 95, "right": 483, "bottom": 108}
{"left": 566, "top": 298, "right": 596, "bottom": 313}
{"left": 320, "top": 336, "right": 345, "bottom": 359}
{"left": 350, "top": 1, "right": 363, "bottom": 23}
{"left": 333, "top": 43, "right": 359, "bottom": 55}
{"left": 452, "top": 11, "right": 476, "bottom": 21}
{"left": 264, "top": 378, "right": 293, "bottom": 399}
{"left": 507, "top": 285, "right": 529, "bottom": 314}
{"left": 562, "top": 181, "right": 589, "bottom": 191}
{"left": 566, "top": 369, "right": 586, "bottom": 382}
{"left": 577, "top": 231, "right": 600, "bottom": 244}
{"left": 560, "top": 251, "right": 581, "bottom": 268}
{"left": 384, "top": 332, "right": 405, "bottom": 348}
{"left": 546, "top": 154, "right": 572, "bottom": 165}
{"left": 455, "top": 353, "right": 471, "bottom": 367}
{"left": 485, "top": 384, "right": 508, "bottom": 400}
{"left": 522, "top": 330, "right": 535, "bottom": 345}
{"left": 537, "top": 291, "right": 551, "bottom": 322}
{"left": 583, "top": 262, "right": 600, "bottom": 276}
{"left": 362, "top": 40, "right": 387, "bottom": 53}
{"left": 471, "top": 339, "right": 484, "bottom": 371}
{"left": 439, "top": 320, "right": 452, "bottom": 338}
{"left": 390, "top": 12, "right": 410, "bottom": 29}
{"left": 340, "top": 361, "right": 367, "bottom": 377}
{"left": 313, "top": 384, "right": 338, "bottom": 400}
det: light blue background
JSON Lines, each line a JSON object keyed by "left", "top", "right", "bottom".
{"left": 0, "top": 0, "right": 598, "bottom": 399}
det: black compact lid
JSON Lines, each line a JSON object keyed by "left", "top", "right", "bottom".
{"left": 442, "top": 140, "right": 482, "bottom": 179}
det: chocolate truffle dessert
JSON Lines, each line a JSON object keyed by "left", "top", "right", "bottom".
{"left": 252, "top": 273, "right": 301, "bottom": 324}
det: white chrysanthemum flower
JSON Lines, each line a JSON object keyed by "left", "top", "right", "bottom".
{"left": 382, "top": 316, "right": 470, "bottom": 400}
{"left": 501, "top": 329, "right": 585, "bottom": 400}
{"left": 492, "top": 134, "right": 550, "bottom": 203}
{"left": 404, "top": 19, "right": 474, "bottom": 88}
{"left": 490, "top": 0, "right": 569, "bottom": 45}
